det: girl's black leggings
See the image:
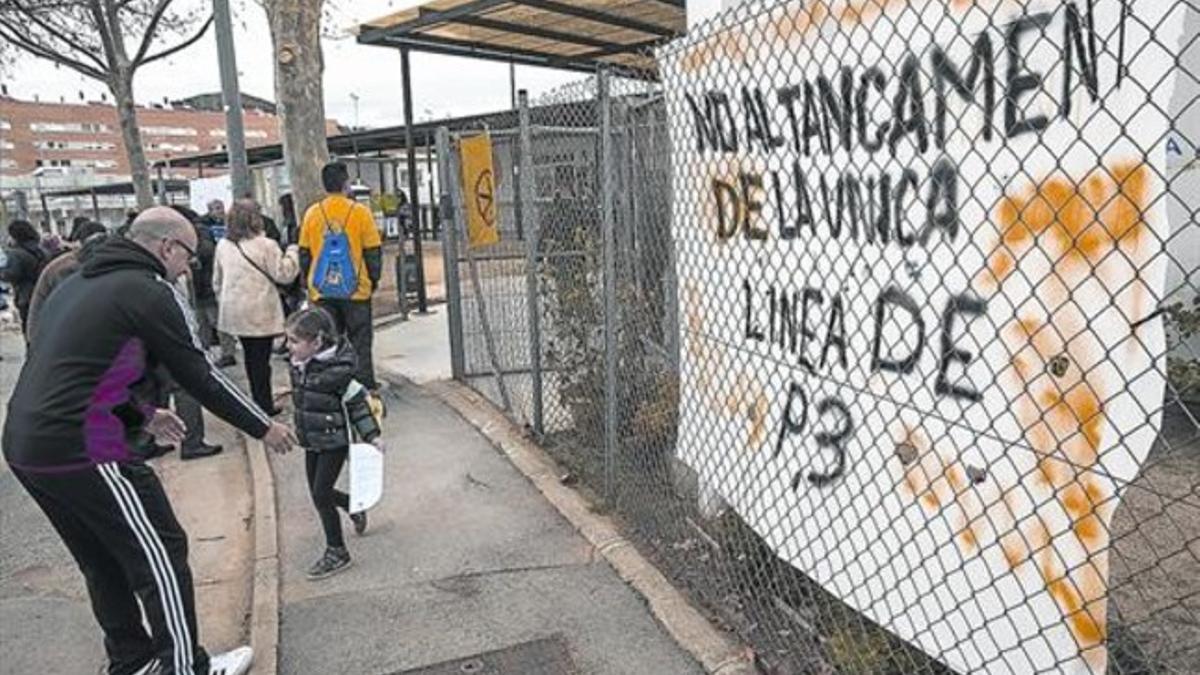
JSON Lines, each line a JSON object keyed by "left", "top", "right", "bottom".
{"left": 305, "top": 448, "right": 350, "bottom": 549}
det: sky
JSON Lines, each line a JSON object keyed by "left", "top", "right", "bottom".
{"left": 1, "top": 0, "right": 587, "bottom": 128}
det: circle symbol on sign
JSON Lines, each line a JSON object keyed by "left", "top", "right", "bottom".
{"left": 474, "top": 169, "right": 495, "bottom": 227}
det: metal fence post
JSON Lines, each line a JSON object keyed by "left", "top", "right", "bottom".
{"left": 436, "top": 127, "right": 466, "bottom": 381}
{"left": 599, "top": 69, "right": 618, "bottom": 500}
{"left": 519, "top": 90, "right": 545, "bottom": 436}
{"left": 450, "top": 131, "right": 513, "bottom": 413}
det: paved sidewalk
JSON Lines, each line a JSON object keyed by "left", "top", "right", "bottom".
{"left": 0, "top": 332, "right": 255, "bottom": 674}
{"left": 374, "top": 307, "right": 451, "bottom": 384}
{"left": 269, "top": 364, "right": 703, "bottom": 674}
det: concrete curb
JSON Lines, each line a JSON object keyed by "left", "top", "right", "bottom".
{"left": 414, "top": 376, "right": 760, "bottom": 675}
{"left": 246, "top": 437, "right": 280, "bottom": 675}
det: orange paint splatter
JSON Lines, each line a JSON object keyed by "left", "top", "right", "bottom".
{"left": 1074, "top": 514, "right": 1103, "bottom": 548}
{"left": 1001, "top": 532, "right": 1027, "bottom": 568}
{"left": 958, "top": 520, "right": 978, "bottom": 551}
{"left": 988, "top": 162, "right": 1151, "bottom": 283}
{"left": 1061, "top": 482, "right": 1091, "bottom": 518}
{"left": 921, "top": 491, "right": 941, "bottom": 510}
{"left": 947, "top": 465, "right": 967, "bottom": 492}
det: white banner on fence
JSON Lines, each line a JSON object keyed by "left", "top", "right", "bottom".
{"left": 660, "top": 1, "right": 1185, "bottom": 672}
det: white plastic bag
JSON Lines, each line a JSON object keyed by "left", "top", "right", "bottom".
{"left": 349, "top": 442, "right": 384, "bottom": 513}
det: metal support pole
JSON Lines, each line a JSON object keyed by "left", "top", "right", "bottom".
{"left": 518, "top": 90, "right": 544, "bottom": 436}
{"left": 510, "top": 61, "right": 517, "bottom": 109}
{"left": 400, "top": 47, "right": 429, "bottom": 313}
{"left": 394, "top": 159, "right": 409, "bottom": 320}
{"left": 39, "top": 192, "right": 50, "bottom": 231}
{"left": 599, "top": 68, "right": 618, "bottom": 500}
{"left": 214, "top": 0, "right": 251, "bottom": 199}
{"left": 426, "top": 135, "right": 437, "bottom": 240}
{"left": 156, "top": 165, "right": 167, "bottom": 205}
{"left": 437, "top": 127, "right": 466, "bottom": 381}
{"left": 90, "top": 188, "right": 100, "bottom": 222}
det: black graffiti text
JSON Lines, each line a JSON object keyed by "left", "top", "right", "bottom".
{"left": 772, "top": 382, "right": 854, "bottom": 489}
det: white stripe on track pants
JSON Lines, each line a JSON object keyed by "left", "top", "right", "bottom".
{"left": 13, "top": 461, "right": 210, "bottom": 675}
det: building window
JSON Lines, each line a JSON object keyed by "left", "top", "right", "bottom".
{"left": 0, "top": 158, "right": 17, "bottom": 169}
{"left": 30, "top": 121, "right": 110, "bottom": 133}
{"left": 74, "top": 158, "right": 118, "bottom": 170}
{"left": 212, "top": 143, "right": 227, "bottom": 151}
{"left": 34, "top": 140, "right": 116, "bottom": 151}
{"left": 35, "top": 158, "right": 73, "bottom": 168}
{"left": 0, "top": 119, "right": 11, "bottom": 130}
{"left": 211, "top": 129, "right": 268, "bottom": 140}
{"left": 0, "top": 140, "right": 12, "bottom": 150}
{"left": 142, "top": 125, "right": 197, "bottom": 137}
{"left": 148, "top": 142, "right": 200, "bottom": 152}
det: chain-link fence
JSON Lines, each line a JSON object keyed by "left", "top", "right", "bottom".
{"left": 437, "top": 1, "right": 1200, "bottom": 672}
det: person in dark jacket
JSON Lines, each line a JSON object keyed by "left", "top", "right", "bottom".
{"left": 1, "top": 219, "right": 47, "bottom": 339}
{"left": 3, "top": 207, "right": 297, "bottom": 675}
{"left": 285, "top": 306, "right": 381, "bottom": 580}
{"left": 193, "top": 201, "right": 237, "bottom": 368}
{"left": 25, "top": 228, "right": 107, "bottom": 343}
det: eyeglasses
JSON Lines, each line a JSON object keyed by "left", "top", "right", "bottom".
{"left": 164, "top": 237, "right": 197, "bottom": 263}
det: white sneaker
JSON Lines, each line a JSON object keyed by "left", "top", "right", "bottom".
{"left": 209, "top": 646, "right": 253, "bottom": 675}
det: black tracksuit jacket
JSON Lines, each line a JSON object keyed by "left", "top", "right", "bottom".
{"left": 2, "top": 238, "right": 272, "bottom": 473}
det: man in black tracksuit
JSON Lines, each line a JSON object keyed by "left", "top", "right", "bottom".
{"left": 3, "top": 208, "right": 296, "bottom": 675}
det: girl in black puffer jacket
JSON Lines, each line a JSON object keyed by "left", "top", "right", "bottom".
{"left": 285, "top": 307, "right": 382, "bottom": 580}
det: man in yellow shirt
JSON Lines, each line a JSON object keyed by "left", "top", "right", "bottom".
{"left": 298, "top": 162, "right": 384, "bottom": 389}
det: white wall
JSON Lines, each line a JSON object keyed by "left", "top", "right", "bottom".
{"left": 687, "top": 0, "right": 748, "bottom": 29}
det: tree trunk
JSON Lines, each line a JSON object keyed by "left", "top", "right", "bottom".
{"left": 264, "top": 0, "right": 328, "bottom": 217}
{"left": 110, "top": 73, "right": 154, "bottom": 209}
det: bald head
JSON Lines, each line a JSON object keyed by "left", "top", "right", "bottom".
{"left": 127, "top": 206, "right": 195, "bottom": 245}
{"left": 127, "top": 207, "right": 198, "bottom": 282}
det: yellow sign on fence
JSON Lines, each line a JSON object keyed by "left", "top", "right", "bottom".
{"left": 459, "top": 133, "right": 500, "bottom": 248}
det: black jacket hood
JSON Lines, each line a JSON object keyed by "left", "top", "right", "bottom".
{"left": 81, "top": 237, "right": 167, "bottom": 279}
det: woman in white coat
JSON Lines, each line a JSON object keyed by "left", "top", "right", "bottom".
{"left": 214, "top": 199, "right": 300, "bottom": 414}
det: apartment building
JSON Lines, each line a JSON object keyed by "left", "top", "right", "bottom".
{"left": 0, "top": 93, "right": 340, "bottom": 229}
{"left": 0, "top": 94, "right": 290, "bottom": 179}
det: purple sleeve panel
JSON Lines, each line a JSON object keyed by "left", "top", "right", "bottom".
{"left": 83, "top": 338, "right": 146, "bottom": 465}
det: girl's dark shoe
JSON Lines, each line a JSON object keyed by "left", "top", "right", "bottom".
{"left": 306, "top": 546, "right": 351, "bottom": 580}
{"left": 350, "top": 511, "right": 368, "bottom": 536}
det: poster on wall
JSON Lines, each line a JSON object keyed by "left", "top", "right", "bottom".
{"left": 659, "top": 1, "right": 1185, "bottom": 672}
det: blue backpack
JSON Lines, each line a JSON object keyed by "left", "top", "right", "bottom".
{"left": 311, "top": 203, "right": 359, "bottom": 299}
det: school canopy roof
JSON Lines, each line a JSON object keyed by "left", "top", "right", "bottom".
{"left": 355, "top": 0, "right": 686, "bottom": 75}
{"left": 153, "top": 100, "right": 595, "bottom": 169}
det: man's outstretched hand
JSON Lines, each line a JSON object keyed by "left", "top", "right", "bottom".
{"left": 147, "top": 408, "right": 187, "bottom": 447}
{"left": 262, "top": 422, "right": 298, "bottom": 454}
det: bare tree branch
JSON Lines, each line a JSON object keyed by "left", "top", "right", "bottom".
{"left": 8, "top": 0, "right": 109, "bottom": 72}
{"left": 130, "top": 0, "right": 169, "bottom": 65}
{"left": 0, "top": 0, "right": 210, "bottom": 209}
{"left": 86, "top": 0, "right": 122, "bottom": 77}
{"left": 137, "top": 12, "right": 212, "bottom": 67}
{"left": 0, "top": 18, "right": 106, "bottom": 80}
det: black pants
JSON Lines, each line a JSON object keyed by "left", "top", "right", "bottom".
{"left": 172, "top": 388, "right": 206, "bottom": 451}
{"left": 317, "top": 299, "right": 376, "bottom": 389}
{"left": 13, "top": 462, "right": 210, "bottom": 675}
{"left": 239, "top": 336, "right": 276, "bottom": 413}
{"left": 305, "top": 449, "right": 350, "bottom": 549}
{"left": 17, "top": 300, "right": 31, "bottom": 342}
